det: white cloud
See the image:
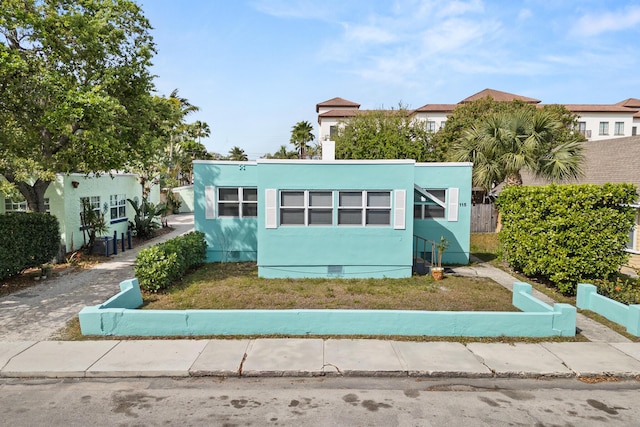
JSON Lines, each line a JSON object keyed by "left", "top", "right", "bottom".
{"left": 572, "top": 5, "right": 640, "bottom": 37}
{"left": 342, "top": 23, "right": 397, "bottom": 44}
{"left": 518, "top": 8, "right": 532, "bottom": 21}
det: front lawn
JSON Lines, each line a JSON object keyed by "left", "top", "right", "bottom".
{"left": 142, "top": 262, "right": 518, "bottom": 312}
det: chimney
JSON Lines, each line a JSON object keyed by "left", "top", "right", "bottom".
{"left": 322, "top": 140, "right": 335, "bottom": 161}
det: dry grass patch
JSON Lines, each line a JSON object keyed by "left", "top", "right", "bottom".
{"left": 142, "top": 262, "right": 518, "bottom": 312}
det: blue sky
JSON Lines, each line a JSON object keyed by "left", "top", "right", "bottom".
{"left": 142, "top": 0, "right": 640, "bottom": 159}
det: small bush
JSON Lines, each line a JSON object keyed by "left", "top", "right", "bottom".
{"left": 134, "top": 231, "right": 206, "bottom": 292}
{"left": 0, "top": 212, "right": 60, "bottom": 280}
{"left": 497, "top": 183, "right": 637, "bottom": 295}
{"left": 593, "top": 276, "right": 640, "bottom": 305}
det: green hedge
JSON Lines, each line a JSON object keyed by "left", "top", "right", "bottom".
{"left": 134, "top": 231, "right": 207, "bottom": 292}
{"left": 0, "top": 212, "right": 60, "bottom": 280}
{"left": 497, "top": 184, "right": 637, "bottom": 295}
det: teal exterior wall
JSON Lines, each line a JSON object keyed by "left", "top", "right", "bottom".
{"left": 577, "top": 283, "right": 640, "bottom": 336}
{"left": 257, "top": 160, "right": 415, "bottom": 278}
{"left": 79, "top": 279, "right": 576, "bottom": 337}
{"left": 413, "top": 163, "right": 472, "bottom": 265}
{"left": 193, "top": 160, "right": 472, "bottom": 278}
{"left": 194, "top": 161, "right": 258, "bottom": 262}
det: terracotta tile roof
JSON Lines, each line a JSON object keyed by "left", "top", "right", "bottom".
{"left": 459, "top": 88, "right": 541, "bottom": 104}
{"left": 616, "top": 98, "right": 640, "bottom": 109}
{"left": 318, "top": 109, "right": 361, "bottom": 118}
{"left": 564, "top": 104, "right": 635, "bottom": 113}
{"left": 521, "top": 136, "right": 640, "bottom": 189}
{"left": 414, "top": 104, "right": 457, "bottom": 113}
{"left": 316, "top": 97, "right": 360, "bottom": 113}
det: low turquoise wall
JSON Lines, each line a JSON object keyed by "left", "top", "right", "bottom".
{"left": 79, "top": 280, "right": 576, "bottom": 337}
{"left": 576, "top": 283, "right": 640, "bottom": 336}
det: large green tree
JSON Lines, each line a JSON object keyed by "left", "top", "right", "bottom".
{"left": 433, "top": 97, "right": 585, "bottom": 167}
{"left": 448, "top": 109, "right": 585, "bottom": 192}
{"left": 290, "top": 120, "right": 315, "bottom": 159}
{"left": 333, "top": 106, "right": 441, "bottom": 161}
{"left": 0, "top": 0, "right": 156, "bottom": 211}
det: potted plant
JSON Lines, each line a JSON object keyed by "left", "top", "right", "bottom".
{"left": 431, "top": 236, "right": 449, "bottom": 280}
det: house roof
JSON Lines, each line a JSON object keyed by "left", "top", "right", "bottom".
{"left": 459, "top": 88, "right": 541, "bottom": 104}
{"left": 563, "top": 104, "right": 635, "bottom": 113}
{"left": 318, "top": 109, "right": 361, "bottom": 119}
{"left": 316, "top": 97, "right": 360, "bottom": 113}
{"left": 521, "top": 136, "right": 640, "bottom": 189}
{"left": 414, "top": 104, "right": 457, "bottom": 113}
{"left": 616, "top": 98, "right": 640, "bottom": 109}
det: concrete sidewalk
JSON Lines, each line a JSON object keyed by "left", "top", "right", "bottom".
{"left": 1, "top": 339, "right": 640, "bottom": 379}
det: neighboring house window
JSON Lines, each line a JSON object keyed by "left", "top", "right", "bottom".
{"left": 614, "top": 122, "right": 624, "bottom": 136}
{"left": 338, "top": 191, "right": 391, "bottom": 226}
{"left": 633, "top": 126, "right": 637, "bottom": 136}
{"left": 110, "top": 194, "right": 127, "bottom": 222}
{"left": 329, "top": 125, "right": 338, "bottom": 139}
{"left": 4, "top": 199, "right": 28, "bottom": 212}
{"left": 80, "top": 196, "right": 101, "bottom": 214}
{"left": 4, "top": 197, "right": 50, "bottom": 213}
{"left": 599, "top": 121, "right": 609, "bottom": 135}
{"left": 280, "top": 190, "right": 333, "bottom": 226}
{"left": 426, "top": 121, "right": 436, "bottom": 132}
{"left": 577, "top": 121, "right": 586, "bottom": 136}
{"left": 414, "top": 189, "right": 446, "bottom": 219}
{"left": 440, "top": 121, "right": 446, "bottom": 130}
{"left": 217, "top": 187, "right": 257, "bottom": 218}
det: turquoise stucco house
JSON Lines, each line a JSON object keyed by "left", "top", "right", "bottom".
{"left": 193, "top": 159, "right": 472, "bottom": 278}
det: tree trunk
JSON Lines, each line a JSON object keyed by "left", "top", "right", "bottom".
{"left": 15, "top": 179, "right": 52, "bottom": 212}
{"left": 504, "top": 171, "right": 523, "bottom": 187}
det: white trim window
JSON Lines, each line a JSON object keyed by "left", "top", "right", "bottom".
{"left": 338, "top": 191, "right": 391, "bottom": 226}
{"left": 279, "top": 190, "right": 333, "bottom": 226}
{"left": 4, "top": 199, "right": 27, "bottom": 212}
{"left": 110, "top": 194, "right": 127, "bottom": 221}
{"left": 80, "top": 196, "right": 101, "bottom": 214}
{"left": 414, "top": 189, "right": 446, "bottom": 219}
{"left": 217, "top": 187, "right": 257, "bottom": 218}
{"left": 615, "top": 121, "right": 624, "bottom": 136}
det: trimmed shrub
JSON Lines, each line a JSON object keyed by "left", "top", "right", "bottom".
{"left": 0, "top": 212, "right": 60, "bottom": 280}
{"left": 134, "top": 231, "right": 207, "bottom": 292}
{"left": 497, "top": 184, "right": 637, "bottom": 295}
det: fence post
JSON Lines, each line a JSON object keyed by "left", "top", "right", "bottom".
{"left": 113, "top": 230, "right": 118, "bottom": 255}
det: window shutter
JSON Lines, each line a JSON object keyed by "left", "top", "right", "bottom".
{"left": 394, "top": 189, "right": 406, "bottom": 229}
{"left": 265, "top": 189, "right": 277, "bottom": 229}
{"left": 205, "top": 186, "right": 215, "bottom": 219}
{"left": 447, "top": 187, "right": 459, "bottom": 222}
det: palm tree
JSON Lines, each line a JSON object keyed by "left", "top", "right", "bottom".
{"left": 290, "top": 121, "right": 315, "bottom": 159}
{"left": 189, "top": 120, "right": 211, "bottom": 144}
{"left": 228, "top": 146, "right": 248, "bottom": 161}
{"left": 448, "top": 110, "right": 584, "bottom": 193}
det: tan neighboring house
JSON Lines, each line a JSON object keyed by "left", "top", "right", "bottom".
{"left": 317, "top": 88, "right": 640, "bottom": 143}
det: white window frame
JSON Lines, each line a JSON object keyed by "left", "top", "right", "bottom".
{"left": 279, "top": 190, "right": 334, "bottom": 226}
{"left": 414, "top": 188, "right": 446, "bottom": 220}
{"left": 614, "top": 121, "right": 624, "bottom": 136}
{"left": 110, "top": 194, "right": 127, "bottom": 222}
{"left": 426, "top": 121, "right": 436, "bottom": 132}
{"left": 217, "top": 187, "right": 257, "bottom": 218}
{"left": 80, "top": 196, "right": 101, "bottom": 214}
{"left": 338, "top": 190, "right": 391, "bottom": 227}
